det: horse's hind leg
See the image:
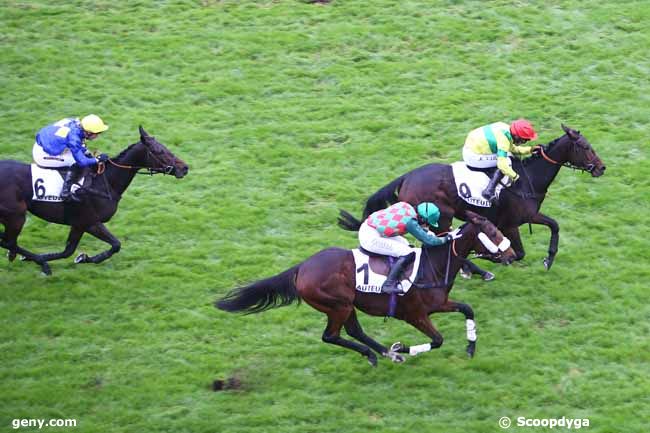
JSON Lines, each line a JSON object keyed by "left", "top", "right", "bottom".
{"left": 75, "top": 223, "right": 121, "bottom": 264}
{"left": 343, "top": 310, "right": 400, "bottom": 361}
{"left": 27, "top": 226, "right": 85, "bottom": 263}
{"left": 0, "top": 214, "right": 51, "bottom": 275}
{"left": 322, "top": 310, "right": 378, "bottom": 367}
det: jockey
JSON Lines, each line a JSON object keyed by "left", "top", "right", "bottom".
{"left": 462, "top": 119, "right": 539, "bottom": 203}
{"left": 358, "top": 201, "right": 459, "bottom": 294}
{"left": 33, "top": 115, "right": 110, "bottom": 202}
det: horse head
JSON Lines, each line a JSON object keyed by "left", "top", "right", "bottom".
{"left": 138, "top": 126, "right": 189, "bottom": 178}
{"left": 464, "top": 211, "right": 517, "bottom": 265}
{"left": 540, "top": 124, "right": 605, "bottom": 177}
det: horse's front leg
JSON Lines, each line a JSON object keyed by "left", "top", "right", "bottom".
{"left": 528, "top": 213, "right": 559, "bottom": 270}
{"left": 391, "top": 314, "right": 444, "bottom": 358}
{"left": 431, "top": 300, "right": 477, "bottom": 358}
{"left": 460, "top": 260, "right": 495, "bottom": 281}
{"left": 75, "top": 223, "right": 121, "bottom": 264}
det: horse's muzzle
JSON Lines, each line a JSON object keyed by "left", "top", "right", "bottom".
{"left": 173, "top": 164, "right": 189, "bottom": 178}
{"left": 591, "top": 164, "right": 605, "bottom": 177}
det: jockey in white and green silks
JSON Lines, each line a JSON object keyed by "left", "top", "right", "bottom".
{"left": 358, "top": 201, "right": 459, "bottom": 294}
{"left": 462, "top": 119, "right": 539, "bottom": 202}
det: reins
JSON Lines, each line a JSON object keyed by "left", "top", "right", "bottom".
{"left": 106, "top": 154, "right": 174, "bottom": 175}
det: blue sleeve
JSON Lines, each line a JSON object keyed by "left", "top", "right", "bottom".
{"left": 67, "top": 127, "right": 97, "bottom": 167}
{"left": 405, "top": 219, "right": 448, "bottom": 246}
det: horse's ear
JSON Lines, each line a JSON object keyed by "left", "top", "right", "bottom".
{"left": 561, "top": 123, "right": 579, "bottom": 139}
{"left": 139, "top": 125, "right": 149, "bottom": 138}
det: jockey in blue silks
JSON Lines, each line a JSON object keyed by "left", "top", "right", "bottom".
{"left": 33, "top": 114, "right": 110, "bottom": 202}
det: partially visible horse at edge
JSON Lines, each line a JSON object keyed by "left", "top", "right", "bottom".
{"left": 0, "top": 126, "right": 188, "bottom": 275}
{"left": 342, "top": 124, "right": 605, "bottom": 271}
{"left": 216, "top": 211, "right": 516, "bottom": 366}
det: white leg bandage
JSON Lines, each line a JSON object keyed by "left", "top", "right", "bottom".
{"left": 466, "top": 319, "right": 477, "bottom": 342}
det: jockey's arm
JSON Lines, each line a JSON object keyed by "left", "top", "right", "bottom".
{"left": 510, "top": 143, "right": 533, "bottom": 156}
{"left": 496, "top": 152, "right": 519, "bottom": 180}
{"left": 405, "top": 219, "right": 448, "bottom": 247}
{"left": 68, "top": 134, "right": 99, "bottom": 167}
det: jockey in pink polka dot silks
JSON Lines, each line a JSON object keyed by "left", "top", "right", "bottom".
{"left": 358, "top": 201, "right": 461, "bottom": 294}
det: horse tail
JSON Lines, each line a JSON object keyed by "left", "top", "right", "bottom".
{"left": 215, "top": 265, "right": 301, "bottom": 314}
{"left": 337, "top": 209, "right": 363, "bottom": 231}
{"left": 362, "top": 175, "right": 404, "bottom": 218}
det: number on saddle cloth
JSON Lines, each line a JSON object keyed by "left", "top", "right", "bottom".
{"left": 351, "top": 248, "right": 421, "bottom": 294}
{"left": 30, "top": 164, "right": 86, "bottom": 202}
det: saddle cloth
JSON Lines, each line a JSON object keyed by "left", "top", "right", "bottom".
{"left": 451, "top": 161, "right": 510, "bottom": 208}
{"left": 352, "top": 247, "right": 422, "bottom": 294}
{"left": 31, "top": 164, "right": 85, "bottom": 202}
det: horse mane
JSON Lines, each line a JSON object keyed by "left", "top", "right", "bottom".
{"left": 112, "top": 141, "right": 141, "bottom": 161}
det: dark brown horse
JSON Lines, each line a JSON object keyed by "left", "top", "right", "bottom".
{"left": 0, "top": 126, "right": 188, "bottom": 275}
{"left": 216, "top": 211, "right": 516, "bottom": 366}
{"left": 343, "top": 124, "right": 605, "bottom": 271}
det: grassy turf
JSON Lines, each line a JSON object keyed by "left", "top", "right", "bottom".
{"left": 1, "top": 1, "right": 649, "bottom": 432}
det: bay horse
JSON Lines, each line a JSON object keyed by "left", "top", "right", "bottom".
{"left": 216, "top": 211, "right": 516, "bottom": 367}
{"left": 342, "top": 124, "right": 605, "bottom": 271}
{"left": 0, "top": 126, "right": 188, "bottom": 275}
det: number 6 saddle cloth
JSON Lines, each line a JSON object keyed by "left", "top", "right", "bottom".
{"left": 351, "top": 247, "right": 423, "bottom": 295}
{"left": 31, "top": 164, "right": 86, "bottom": 202}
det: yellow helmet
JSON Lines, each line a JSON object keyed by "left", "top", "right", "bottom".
{"left": 81, "top": 114, "right": 109, "bottom": 134}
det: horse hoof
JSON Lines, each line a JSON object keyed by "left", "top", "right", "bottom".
{"left": 460, "top": 269, "right": 472, "bottom": 279}
{"left": 481, "top": 272, "right": 495, "bottom": 281}
{"left": 466, "top": 341, "right": 476, "bottom": 358}
{"left": 7, "top": 251, "right": 16, "bottom": 262}
{"left": 367, "top": 353, "right": 378, "bottom": 367}
{"left": 543, "top": 257, "right": 553, "bottom": 270}
{"left": 41, "top": 263, "right": 52, "bottom": 276}
{"left": 390, "top": 342, "right": 404, "bottom": 352}
{"left": 75, "top": 253, "right": 89, "bottom": 264}
{"left": 20, "top": 255, "right": 29, "bottom": 262}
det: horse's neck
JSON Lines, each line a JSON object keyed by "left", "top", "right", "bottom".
{"left": 104, "top": 142, "right": 143, "bottom": 196}
{"left": 421, "top": 240, "right": 468, "bottom": 290}
{"left": 516, "top": 139, "right": 567, "bottom": 195}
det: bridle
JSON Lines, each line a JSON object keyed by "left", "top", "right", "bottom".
{"left": 537, "top": 135, "right": 599, "bottom": 174}
{"left": 106, "top": 141, "right": 176, "bottom": 175}
{"left": 415, "top": 222, "right": 508, "bottom": 289}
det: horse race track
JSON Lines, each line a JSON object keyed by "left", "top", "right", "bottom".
{"left": 1, "top": 1, "right": 648, "bottom": 432}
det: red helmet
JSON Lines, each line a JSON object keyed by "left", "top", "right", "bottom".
{"left": 510, "top": 119, "right": 538, "bottom": 140}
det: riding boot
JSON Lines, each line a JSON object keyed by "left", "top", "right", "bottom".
{"left": 381, "top": 252, "right": 416, "bottom": 295}
{"left": 482, "top": 170, "right": 504, "bottom": 203}
{"left": 61, "top": 166, "right": 81, "bottom": 202}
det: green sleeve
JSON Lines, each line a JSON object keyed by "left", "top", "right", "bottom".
{"left": 405, "top": 219, "right": 448, "bottom": 246}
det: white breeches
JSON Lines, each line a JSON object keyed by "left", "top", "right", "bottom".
{"left": 33, "top": 142, "right": 75, "bottom": 168}
{"left": 463, "top": 147, "right": 500, "bottom": 168}
{"left": 358, "top": 222, "right": 412, "bottom": 257}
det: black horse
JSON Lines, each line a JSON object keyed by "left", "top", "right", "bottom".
{"left": 217, "top": 211, "right": 516, "bottom": 366}
{"left": 341, "top": 124, "right": 605, "bottom": 271}
{"left": 0, "top": 126, "right": 188, "bottom": 275}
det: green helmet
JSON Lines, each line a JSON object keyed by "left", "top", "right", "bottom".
{"left": 416, "top": 202, "right": 440, "bottom": 227}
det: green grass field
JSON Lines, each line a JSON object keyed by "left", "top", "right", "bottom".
{"left": 1, "top": 1, "right": 649, "bottom": 432}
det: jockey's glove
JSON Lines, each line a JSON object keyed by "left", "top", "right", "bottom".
{"left": 96, "top": 153, "right": 109, "bottom": 163}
